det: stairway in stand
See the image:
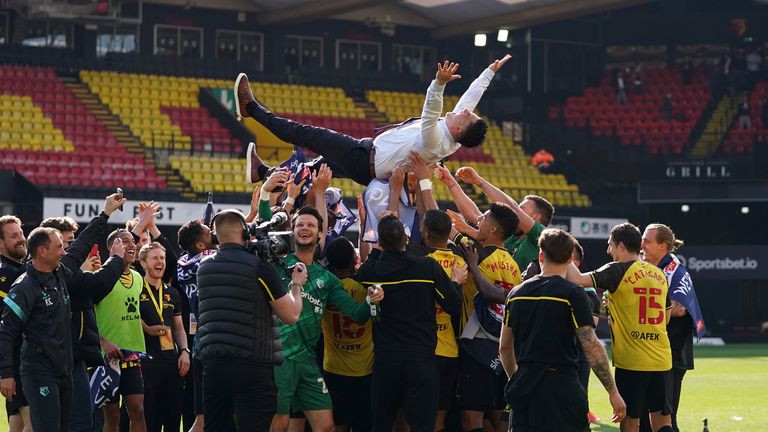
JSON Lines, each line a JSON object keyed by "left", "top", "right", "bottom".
{"left": 353, "top": 98, "right": 388, "bottom": 128}
{"left": 690, "top": 93, "right": 746, "bottom": 158}
{"left": 63, "top": 78, "right": 198, "bottom": 200}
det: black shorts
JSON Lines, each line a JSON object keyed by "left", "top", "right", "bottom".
{"left": 323, "top": 371, "right": 371, "bottom": 427}
{"left": 459, "top": 353, "right": 505, "bottom": 411}
{"left": 510, "top": 370, "right": 589, "bottom": 432}
{"left": 437, "top": 356, "right": 458, "bottom": 410}
{"left": 615, "top": 368, "right": 672, "bottom": 419}
{"left": 5, "top": 372, "right": 28, "bottom": 417}
{"left": 119, "top": 365, "right": 144, "bottom": 396}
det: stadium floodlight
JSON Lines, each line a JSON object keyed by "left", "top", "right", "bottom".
{"left": 681, "top": 204, "right": 690, "bottom": 213}
{"left": 474, "top": 33, "right": 487, "bottom": 47}
{"left": 741, "top": 206, "right": 750, "bottom": 214}
{"left": 497, "top": 29, "right": 509, "bottom": 42}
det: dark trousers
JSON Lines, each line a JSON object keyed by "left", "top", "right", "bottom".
{"left": 246, "top": 101, "right": 375, "bottom": 185}
{"left": 143, "top": 360, "right": 183, "bottom": 432}
{"left": 181, "top": 358, "right": 196, "bottom": 430}
{"left": 639, "top": 368, "right": 685, "bottom": 432}
{"left": 192, "top": 356, "right": 204, "bottom": 415}
{"left": 371, "top": 356, "right": 439, "bottom": 432}
{"left": 68, "top": 360, "right": 93, "bottom": 432}
{"left": 203, "top": 360, "right": 277, "bottom": 432}
{"left": 21, "top": 372, "right": 72, "bottom": 432}
{"left": 509, "top": 370, "right": 589, "bottom": 432}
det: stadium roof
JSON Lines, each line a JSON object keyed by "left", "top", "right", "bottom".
{"left": 151, "top": 0, "right": 654, "bottom": 38}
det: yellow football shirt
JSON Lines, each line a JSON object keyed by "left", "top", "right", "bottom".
{"left": 427, "top": 248, "right": 465, "bottom": 358}
{"left": 321, "top": 277, "right": 374, "bottom": 376}
{"left": 460, "top": 243, "right": 521, "bottom": 332}
{"left": 590, "top": 260, "right": 672, "bottom": 371}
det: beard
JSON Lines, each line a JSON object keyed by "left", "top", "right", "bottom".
{"left": 5, "top": 242, "right": 27, "bottom": 261}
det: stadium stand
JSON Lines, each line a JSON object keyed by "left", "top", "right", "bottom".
{"left": 0, "top": 65, "right": 164, "bottom": 191}
{"left": 81, "top": 70, "right": 378, "bottom": 198}
{"left": 721, "top": 81, "right": 768, "bottom": 154}
{"left": 552, "top": 66, "right": 711, "bottom": 155}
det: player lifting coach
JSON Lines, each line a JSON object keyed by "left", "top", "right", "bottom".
{"left": 197, "top": 210, "right": 305, "bottom": 432}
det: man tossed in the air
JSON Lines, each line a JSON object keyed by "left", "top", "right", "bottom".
{"left": 236, "top": 55, "right": 512, "bottom": 187}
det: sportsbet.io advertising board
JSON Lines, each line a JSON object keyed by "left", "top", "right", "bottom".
{"left": 675, "top": 246, "right": 767, "bottom": 280}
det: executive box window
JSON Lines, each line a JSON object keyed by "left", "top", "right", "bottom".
{"left": 22, "top": 21, "right": 73, "bottom": 48}
{"left": 154, "top": 25, "right": 202, "bottom": 58}
{"left": 335, "top": 39, "right": 380, "bottom": 72}
{"left": 96, "top": 29, "right": 137, "bottom": 57}
{"left": 285, "top": 35, "right": 323, "bottom": 69}
{"left": 216, "top": 30, "right": 263, "bottom": 69}
{"left": 0, "top": 12, "right": 8, "bottom": 44}
{"left": 392, "top": 44, "right": 436, "bottom": 77}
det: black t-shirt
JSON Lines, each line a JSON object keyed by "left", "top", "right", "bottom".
{"left": 504, "top": 275, "right": 595, "bottom": 371}
{"left": 667, "top": 314, "right": 694, "bottom": 370}
{"left": 139, "top": 281, "right": 182, "bottom": 361}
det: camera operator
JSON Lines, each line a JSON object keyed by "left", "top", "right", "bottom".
{"left": 197, "top": 209, "right": 305, "bottom": 432}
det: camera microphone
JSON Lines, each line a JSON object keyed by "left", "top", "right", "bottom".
{"left": 269, "top": 212, "right": 288, "bottom": 228}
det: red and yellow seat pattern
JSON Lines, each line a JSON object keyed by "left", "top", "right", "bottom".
{"left": 0, "top": 65, "right": 162, "bottom": 189}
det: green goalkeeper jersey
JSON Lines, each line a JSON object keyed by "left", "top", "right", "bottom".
{"left": 278, "top": 254, "right": 370, "bottom": 361}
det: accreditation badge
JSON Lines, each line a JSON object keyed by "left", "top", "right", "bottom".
{"left": 159, "top": 331, "right": 174, "bottom": 351}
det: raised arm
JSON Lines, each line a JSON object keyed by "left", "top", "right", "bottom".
{"left": 566, "top": 263, "right": 595, "bottom": 288}
{"left": 456, "top": 166, "right": 535, "bottom": 234}
{"left": 452, "top": 54, "right": 510, "bottom": 113}
{"left": 312, "top": 164, "right": 333, "bottom": 251}
{"left": 61, "top": 193, "right": 125, "bottom": 275}
{"left": 435, "top": 164, "right": 481, "bottom": 224}
{"left": 388, "top": 168, "right": 406, "bottom": 216}
{"left": 284, "top": 173, "right": 308, "bottom": 215}
{"left": 408, "top": 151, "right": 438, "bottom": 212}
{"left": 70, "top": 239, "right": 126, "bottom": 302}
{"left": 356, "top": 196, "right": 372, "bottom": 263}
{"left": 245, "top": 186, "right": 262, "bottom": 223}
{"left": 270, "top": 263, "right": 306, "bottom": 325}
{"left": 421, "top": 61, "right": 461, "bottom": 154}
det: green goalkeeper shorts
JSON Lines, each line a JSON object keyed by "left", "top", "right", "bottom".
{"left": 275, "top": 357, "right": 333, "bottom": 414}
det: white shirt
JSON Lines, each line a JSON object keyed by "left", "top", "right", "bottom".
{"left": 372, "top": 68, "right": 496, "bottom": 179}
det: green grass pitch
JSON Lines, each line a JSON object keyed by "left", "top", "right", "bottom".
{"left": 0, "top": 344, "right": 765, "bottom": 431}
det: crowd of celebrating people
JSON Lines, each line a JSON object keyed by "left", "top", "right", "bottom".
{"left": 0, "top": 56, "right": 704, "bottom": 432}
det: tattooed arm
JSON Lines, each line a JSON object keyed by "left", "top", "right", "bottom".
{"left": 575, "top": 325, "right": 627, "bottom": 424}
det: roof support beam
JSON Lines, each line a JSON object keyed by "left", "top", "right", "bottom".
{"left": 257, "top": 0, "right": 396, "bottom": 25}
{"left": 430, "top": 0, "right": 654, "bottom": 38}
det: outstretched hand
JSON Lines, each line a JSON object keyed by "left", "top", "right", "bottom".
{"left": 313, "top": 164, "right": 333, "bottom": 192}
{"left": 436, "top": 60, "right": 461, "bottom": 85}
{"left": 489, "top": 54, "right": 512, "bottom": 73}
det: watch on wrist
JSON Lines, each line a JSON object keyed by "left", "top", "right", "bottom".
{"left": 179, "top": 348, "right": 191, "bottom": 356}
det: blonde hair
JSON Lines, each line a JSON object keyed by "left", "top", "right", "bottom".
{"left": 646, "top": 223, "right": 684, "bottom": 252}
{"left": 138, "top": 242, "right": 166, "bottom": 262}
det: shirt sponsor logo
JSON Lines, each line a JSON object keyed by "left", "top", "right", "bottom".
{"left": 630, "top": 331, "right": 660, "bottom": 341}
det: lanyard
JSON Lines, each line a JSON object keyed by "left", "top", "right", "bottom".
{"left": 144, "top": 279, "right": 164, "bottom": 324}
